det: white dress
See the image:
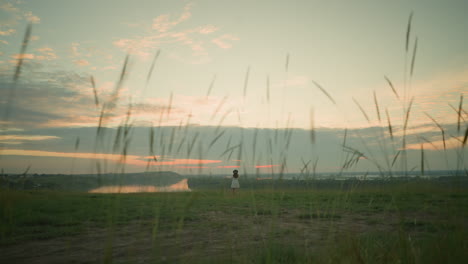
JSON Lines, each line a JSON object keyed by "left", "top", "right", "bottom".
{"left": 231, "top": 177, "right": 240, "bottom": 188}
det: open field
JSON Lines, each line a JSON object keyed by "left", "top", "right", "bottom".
{"left": 1, "top": 178, "right": 468, "bottom": 263}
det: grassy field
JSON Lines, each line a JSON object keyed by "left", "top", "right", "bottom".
{"left": 1, "top": 178, "right": 468, "bottom": 263}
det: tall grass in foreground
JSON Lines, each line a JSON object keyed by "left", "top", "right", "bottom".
{"left": 1, "top": 11, "right": 467, "bottom": 264}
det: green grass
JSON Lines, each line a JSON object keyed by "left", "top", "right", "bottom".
{"left": 1, "top": 181, "right": 467, "bottom": 263}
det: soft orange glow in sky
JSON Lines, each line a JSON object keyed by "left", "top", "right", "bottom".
{"left": 255, "top": 165, "right": 279, "bottom": 169}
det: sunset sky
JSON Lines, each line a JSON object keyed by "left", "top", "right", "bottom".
{"left": 0, "top": 0, "right": 466, "bottom": 175}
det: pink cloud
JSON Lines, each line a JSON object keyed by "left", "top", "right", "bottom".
{"left": 152, "top": 3, "right": 193, "bottom": 32}
{"left": 0, "top": 135, "right": 59, "bottom": 141}
{"left": 24, "top": 11, "right": 40, "bottom": 24}
{"left": 0, "top": 149, "right": 144, "bottom": 166}
{"left": 255, "top": 164, "right": 279, "bottom": 168}
{"left": 404, "top": 136, "right": 463, "bottom": 150}
{"left": 212, "top": 34, "right": 239, "bottom": 49}
{"left": 11, "top": 53, "right": 34, "bottom": 59}
{"left": 154, "top": 159, "right": 221, "bottom": 166}
{"left": 113, "top": 3, "right": 234, "bottom": 62}
{"left": 177, "top": 166, "right": 209, "bottom": 169}
{"left": 0, "top": 2, "right": 19, "bottom": 12}
{"left": 36, "top": 47, "right": 58, "bottom": 60}
{"left": 1, "top": 149, "right": 222, "bottom": 168}
{"left": 74, "top": 59, "right": 89, "bottom": 66}
{"left": 0, "top": 29, "right": 16, "bottom": 36}
{"left": 198, "top": 25, "right": 218, "bottom": 34}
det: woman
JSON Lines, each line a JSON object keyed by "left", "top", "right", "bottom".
{"left": 231, "top": 169, "right": 240, "bottom": 194}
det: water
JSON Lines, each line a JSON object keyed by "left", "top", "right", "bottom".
{"left": 88, "top": 179, "right": 191, "bottom": 193}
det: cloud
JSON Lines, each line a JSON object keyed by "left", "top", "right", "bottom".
{"left": 272, "top": 75, "right": 309, "bottom": 88}
{"left": 0, "top": 28, "right": 15, "bottom": 35}
{"left": 24, "top": 11, "right": 40, "bottom": 24}
{"left": 176, "top": 166, "right": 209, "bottom": 169}
{"left": 0, "top": 148, "right": 147, "bottom": 166}
{"left": 211, "top": 34, "right": 239, "bottom": 49}
{"left": 36, "top": 47, "right": 58, "bottom": 60}
{"left": 11, "top": 53, "right": 34, "bottom": 59}
{"left": 74, "top": 59, "right": 89, "bottom": 66}
{"left": 153, "top": 158, "right": 221, "bottom": 166}
{"left": 0, "top": 148, "right": 222, "bottom": 168}
{"left": 0, "top": 67, "right": 98, "bottom": 128}
{"left": 70, "top": 42, "right": 80, "bottom": 57}
{"left": 0, "top": 135, "right": 59, "bottom": 141}
{"left": 404, "top": 136, "right": 464, "bottom": 151}
{"left": 255, "top": 164, "right": 279, "bottom": 168}
{"left": 0, "top": 124, "right": 464, "bottom": 174}
{"left": 198, "top": 25, "right": 218, "bottom": 34}
{"left": 152, "top": 3, "right": 193, "bottom": 32}
{"left": 0, "top": 2, "right": 40, "bottom": 31}
{"left": 113, "top": 3, "right": 235, "bottom": 62}
{"left": 0, "top": 2, "right": 19, "bottom": 12}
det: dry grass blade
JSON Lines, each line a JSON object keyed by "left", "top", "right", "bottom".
{"left": 266, "top": 75, "right": 270, "bottom": 103}
{"left": 209, "top": 129, "right": 226, "bottom": 149}
{"left": 21, "top": 165, "right": 31, "bottom": 177}
{"left": 236, "top": 143, "right": 243, "bottom": 167}
{"left": 384, "top": 76, "right": 400, "bottom": 100}
{"left": 312, "top": 81, "right": 336, "bottom": 105}
{"left": 243, "top": 66, "right": 250, "bottom": 97}
{"left": 285, "top": 53, "right": 290, "bottom": 72}
{"left": 353, "top": 98, "right": 370, "bottom": 122}
{"left": 391, "top": 150, "right": 400, "bottom": 168}
{"left": 187, "top": 132, "right": 199, "bottom": 157}
{"left": 342, "top": 128, "right": 348, "bottom": 147}
{"left": 420, "top": 136, "right": 438, "bottom": 150}
{"left": 312, "top": 157, "right": 319, "bottom": 178}
{"left": 108, "top": 54, "right": 130, "bottom": 110}
{"left": 113, "top": 125, "right": 122, "bottom": 152}
{"left": 206, "top": 74, "right": 217, "bottom": 97}
{"left": 13, "top": 23, "right": 32, "bottom": 82}
{"left": 252, "top": 128, "right": 259, "bottom": 162}
{"left": 168, "top": 126, "right": 176, "bottom": 154}
{"left": 3, "top": 24, "right": 32, "bottom": 127}
{"left": 403, "top": 97, "right": 414, "bottom": 132}
{"left": 463, "top": 126, "right": 468, "bottom": 146}
{"left": 420, "top": 143, "right": 424, "bottom": 176}
{"left": 167, "top": 92, "right": 173, "bottom": 118}
{"left": 210, "top": 96, "right": 228, "bottom": 121}
{"left": 146, "top": 49, "right": 160, "bottom": 86}
{"left": 457, "top": 94, "right": 463, "bottom": 132}
{"left": 309, "top": 107, "right": 315, "bottom": 143}
{"left": 96, "top": 107, "right": 106, "bottom": 136}
{"left": 149, "top": 126, "right": 155, "bottom": 154}
{"left": 225, "top": 135, "right": 232, "bottom": 151}
{"left": 406, "top": 11, "right": 414, "bottom": 53}
{"left": 300, "top": 158, "right": 311, "bottom": 174}
{"left": 90, "top": 76, "right": 99, "bottom": 106}
{"left": 425, "top": 112, "right": 446, "bottom": 150}
{"left": 267, "top": 137, "right": 273, "bottom": 154}
{"left": 74, "top": 137, "right": 80, "bottom": 151}
{"left": 410, "top": 37, "right": 418, "bottom": 77}
{"left": 215, "top": 108, "right": 234, "bottom": 134}
{"left": 220, "top": 144, "right": 240, "bottom": 158}
{"left": 385, "top": 108, "right": 393, "bottom": 140}
{"left": 449, "top": 103, "right": 468, "bottom": 119}
{"left": 373, "top": 91, "right": 381, "bottom": 122}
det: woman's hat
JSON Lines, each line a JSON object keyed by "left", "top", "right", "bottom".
{"left": 233, "top": 170, "right": 238, "bottom": 173}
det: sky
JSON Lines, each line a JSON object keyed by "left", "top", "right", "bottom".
{"left": 0, "top": 0, "right": 466, "bottom": 175}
